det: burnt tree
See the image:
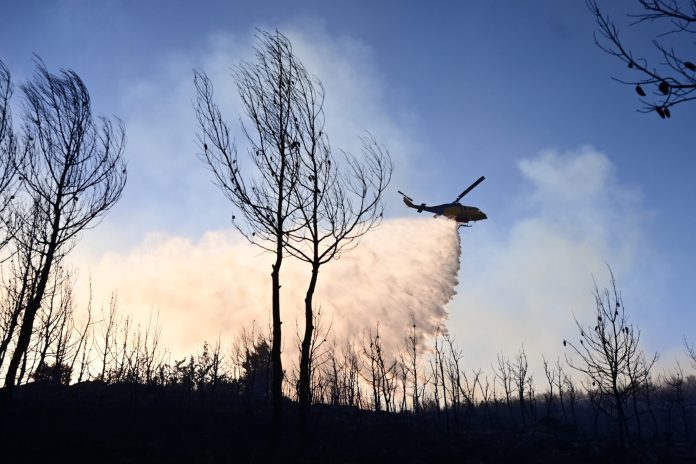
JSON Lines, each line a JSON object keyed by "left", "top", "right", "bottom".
{"left": 0, "top": 59, "right": 18, "bottom": 255}
{"left": 194, "top": 31, "right": 306, "bottom": 427}
{"left": 283, "top": 74, "right": 390, "bottom": 432}
{"left": 588, "top": 0, "right": 696, "bottom": 117}
{"left": 564, "top": 268, "right": 657, "bottom": 447}
{"left": 0, "top": 58, "right": 126, "bottom": 411}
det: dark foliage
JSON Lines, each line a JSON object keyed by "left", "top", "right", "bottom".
{"left": 588, "top": 0, "right": 696, "bottom": 117}
{"left": 1, "top": 381, "right": 695, "bottom": 463}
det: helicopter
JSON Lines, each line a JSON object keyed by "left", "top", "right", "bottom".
{"left": 398, "top": 176, "right": 487, "bottom": 227}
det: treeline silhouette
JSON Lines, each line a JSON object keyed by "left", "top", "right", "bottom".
{"left": 1, "top": 265, "right": 696, "bottom": 462}
{"left": 0, "top": 56, "right": 126, "bottom": 414}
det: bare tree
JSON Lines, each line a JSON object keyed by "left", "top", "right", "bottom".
{"left": 289, "top": 304, "right": 331, "bottom": 406}
{"left": 0, "top": 57, "right": 126, "bottom": 410}
{"left": 686, "top": 336, "right": 696, "bottom": 368}
{"left": 477, "top": 373, "right": 494, "bottom": 425}
{"left": 564, "top": 268, "right": 657, "bottom": 447}
{"left": 0, "top": 59, "right": 18, "bottom": 254}
{"left": 361, "top": 324, "right": 398, "bottom": 412}
{"left": 287, "top": 124, "right": 391, "bottom": 431}
{"left": 195, "top": 30, "right": 391, "bottom": 434}
{"left": 662, "top": 363, "right": 690, "bottom": 440}
{"left": 30, "top": 269, "right": 93, "bottom": 386}
{"left": 194, "top": 30, "right": 308, "bottom": 426}
{"left": 512, "top": 346, "right": 530, "bottom": 426}
{"left": 430, "top": 331, "right": 450, "bottom": 427}
{"left": 0, "top": 244, "right": 36, "bottom": 372}
{"left": 94, "top": 292, "right": 121, "bottom": 382}
{"left": 494, "top": 352, "right": 514, "bottom": 421}
{"left": 542, "top": 356, "right": 557, "bottom": 418}
{"left": 587, "top": 0, "right": 696, "bottom": 117}
{"left": 0, "top": 60, "right": 12, "bottom": 146}
{"left": 404, "top": 316, "right": 423, "bottom": 414}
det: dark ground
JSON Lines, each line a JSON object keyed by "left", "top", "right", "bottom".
{"left": 0, "top": 382, "right": 694, "bottom": 463}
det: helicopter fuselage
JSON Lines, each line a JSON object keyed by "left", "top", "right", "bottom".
{"left": 399, "top": 176, "right": 487, "bottom": 225}
{"left": 426, "top": 202, "right": 487, "bottom": 223}
{"left": 403, "top": 197, "right": 487, "bottom": 224}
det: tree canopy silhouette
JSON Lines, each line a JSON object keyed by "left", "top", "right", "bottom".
{"left": 194, "top": 31, "right": 392, "bottom": 440}
{"left": 564, "top": 268, "right": 657, "bottom": 447}
{"left": 194, "top": 31, "right": 308, "bottom": 429}
{"left": 588, "top": 0, "right": 696, "bottom": 118}
{"left": 0, "top": 57, "right": 126, "bottom": 411}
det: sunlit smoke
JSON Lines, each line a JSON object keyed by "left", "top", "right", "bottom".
{"left": 77, "top": 217, "right": 462, "bottom": 361}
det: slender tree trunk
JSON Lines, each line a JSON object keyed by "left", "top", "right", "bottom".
{"left": 271, "top": 256, "right": 283, "bottom": 435}
{"left": 0, "top": 258, "right": 33, "bottom": 370}
{"left": 631, "top": 387, "right": 642, "bottom": 439}
{"left": 0, "top": 244, "right": 56, "bottom": 413}
{"left": 299, "top": 263, "right": 318, "bottom": 444}
{"left": 615, "top": 390, "right": 627, "bottom": 448}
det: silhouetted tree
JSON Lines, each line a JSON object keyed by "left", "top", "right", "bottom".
{"left": 564, "top": 268, "right": 657, "bottom": 447}
{"left": 542, "top": 356, "right": 557, "bottom": 417}
{"left": 282, "top": 114, "right": 390, "bottom": 427}
{"left": 361, "top": 324, "right": 397, "bottom": 412}
{"left": 94, "top": 293, "right": 121, "bottom": 382}
{"left": 588, "top": 0, "right": 696, "bottom": 117}
{"left": 0, "top": 246, "right": 35, "bottom": 372}
{"left": 0, "top": 59, "right": 18, "bottom": 254}
{"left": 195, "top": 30, "right": 391, "bottom": 437}
{"left": 662, "top": 363, "right": 690, "bottom": 440}
{"left": 430, "top": 332, "right": 449, "bottom": 426}
{"left": 512, "top": 346, "right": 530, "bottom": 426}
{"left": 404, "top": 317, "right": 423, "bottom": 414}
{"left": 686, "top": 337, "right": 696, "bottom": 368}
{"left": 320, "top": 339, "right": 361, "bottom": 407}
{"left": 240, "top": 336, "right": 272, "bottom": 400}
{"left": 0, "top": 57, "right": 126, "bottom": 411}
{"left": 194, "top": 31, "right": 307, "bottom": 427}
{"left": 287, "top": 124, "right": 390, "bottom": 433}
{"left": 495, "top": 352, "right": 514, "bottom": 421}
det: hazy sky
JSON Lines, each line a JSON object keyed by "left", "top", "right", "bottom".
{"left": 2, "top": 1, "right": 694, "bottom": 371}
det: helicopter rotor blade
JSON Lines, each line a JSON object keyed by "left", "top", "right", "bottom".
{"left": 397, "top": 190, "right": 414, "bottom": 202}
{"left": 454, "top": 176, "right": 485, "bottom": 203}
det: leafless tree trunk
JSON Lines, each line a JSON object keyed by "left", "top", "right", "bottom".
{"left": 288, "top": 128, "right": 390, "bottom": 431}
{"left": 95, "top": 293, "right": 121, "bottom": 382}
{"left": 342, "top": 341, "right": 360, "bottom": 407}
{"left": 291, "top": 305, "right": 331, "bottom": 406}
{"left": 564, "top": 372, "right": 578, "bottom": 426}
{"left": 0, "top": 246, "right": 36, "bottom": 372}
{"left": 477, "top": 373, "right": 493, "bottom": 426}
{"left": 430, "top": 332, "right": 451, "bottom": 428}
{"left": 686, "top": 337, "right": 696, "bottom": 368}
{"left": 543, "top": 356, "right": 556, "bottom": 417}
{"left": 194, "top": 30, "right": 307, "bottom": 429}
{"left": 0, "top": 59, "right": 19, "bottom": 256}
{"left": 663, "top": 364, "right": 690, "bottom": 440}
{"left": 361, "top": 325, "right": 397, "bottom": 412}
{"left": 405, "top": 317, "right": 422, "bottom": 414}
{"left": 512, "top": 346, "right": 529, "bottom": 426}
{"left": 564, "top": 267, "right": 657, "bottom": 447}
{"left": 1, "top": 57, "right": 126, "bottom": 411}
{"left": 495, "top": 353, "right": 514, "bottom": 421}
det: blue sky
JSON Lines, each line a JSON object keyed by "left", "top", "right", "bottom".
{"left": 2, "top": 1, "right": 694, "bottom": 368}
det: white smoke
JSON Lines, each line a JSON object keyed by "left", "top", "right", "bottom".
{"left": 80, "top": 217, "right": 461, "bottom": 360}
{"left": 447, "top": 146, "right": 659, "bottom": 375}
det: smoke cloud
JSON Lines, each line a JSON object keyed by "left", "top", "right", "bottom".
{"left": 81, "top": 217, "right": 461, "bottom": 360}
{"left": 447, "top": 146, "right": 659, "bottom": 374}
